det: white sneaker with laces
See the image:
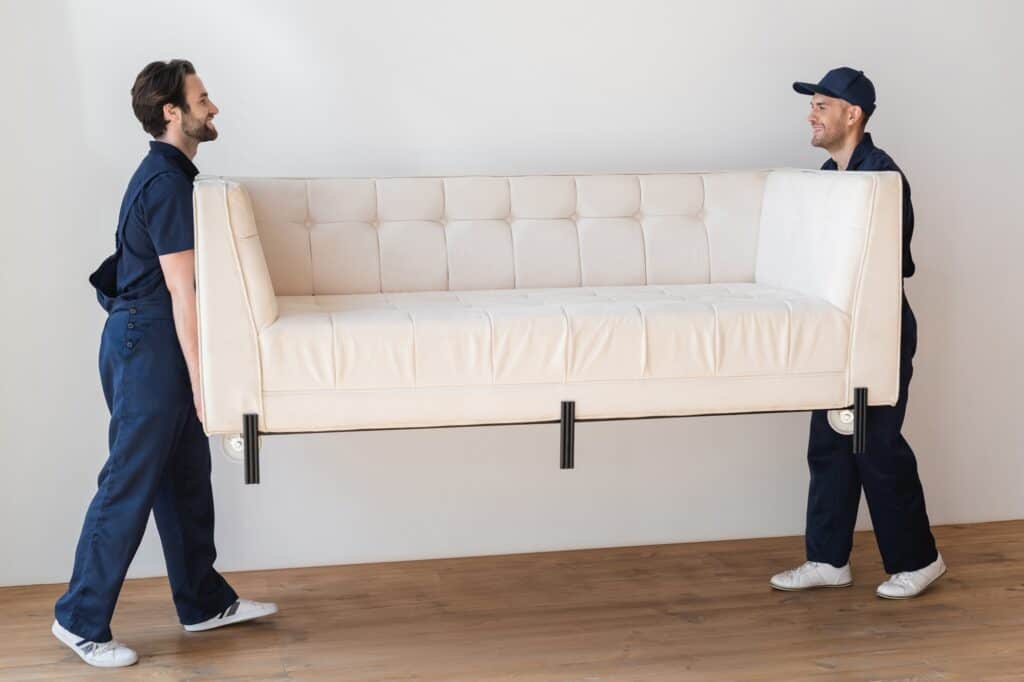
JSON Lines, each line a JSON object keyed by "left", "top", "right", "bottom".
{"left": 770, "top": 561, "right": 853, "bottom": 591}
{"left": 51, "top": 619, "right": 138, "bottom": 668}
{"left": 183, "top": 598, "right": 278, "bottom": 632}
{"left": 876, "top": 553, "right": 946, "bottom": 599}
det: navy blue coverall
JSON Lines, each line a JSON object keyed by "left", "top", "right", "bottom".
{"left": 54, "top": 141, "right": 237, "bottom": 643}
{"left": 805, "top": 133, "right": 939, "bottom": 575}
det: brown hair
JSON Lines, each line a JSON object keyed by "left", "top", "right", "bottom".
{"left": 130, "top": 59, "right": 196, "bottom": 137}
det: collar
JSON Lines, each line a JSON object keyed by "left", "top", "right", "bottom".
{"left": 846, "top": 132, "right": 875, "bottom": 170}
{"left": 822, "top": 132, "right": 876, "bottom": 171}
{"left": 148, "top": 140, "right": 199, "bottom": 179}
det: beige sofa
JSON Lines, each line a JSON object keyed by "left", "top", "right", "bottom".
{"left": 193, "top": 170, "right": 903, "bottom": 483}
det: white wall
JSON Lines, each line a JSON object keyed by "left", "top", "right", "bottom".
{"left": 1, "top": 0, "right": 1021, "bottom": 587}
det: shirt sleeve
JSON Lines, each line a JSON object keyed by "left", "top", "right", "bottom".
{"left": 872, "top": 155, "right": 916, "bottom": 276}
{"left": 879, "top": 158, "right": 914, "bottom": 233}
{"left": 142, "top": 172, "right": 195, "bottom": 255}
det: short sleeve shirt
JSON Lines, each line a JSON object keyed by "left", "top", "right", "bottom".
{"left": 114, "top": 141, "right": 200, "bottom": 300}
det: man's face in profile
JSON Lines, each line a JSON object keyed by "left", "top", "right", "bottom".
{"left": 179, "top": 74, "right": 219, "bottom": 143}
{"left": 807, "top": 93, "right": 851, "bottom": 149}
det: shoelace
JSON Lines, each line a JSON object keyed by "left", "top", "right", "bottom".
{"left": 889, "top": 572, "right": 918, "bottom": 588}
{"left": 89, "top": 639, "right": 122, "bottom": 657}
{"left": 783, "top": 562, "right": 820, "bottom": 580}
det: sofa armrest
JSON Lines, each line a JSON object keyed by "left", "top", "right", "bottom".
{"left": 193, "top": 176, "right": 279, "bottom": 435}
{"left": 754, "top": 169, "right": 903, "bottom": 406}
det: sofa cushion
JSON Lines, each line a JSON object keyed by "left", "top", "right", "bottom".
{"left": 257, "top": 283, "right": 849, "bottom": 392}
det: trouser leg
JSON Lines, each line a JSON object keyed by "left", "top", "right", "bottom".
{"left": 805, "top": 295, "right": 937, "bottom": 573}
{"left": 152, "top": 407, "right": 238, "bottom": 625}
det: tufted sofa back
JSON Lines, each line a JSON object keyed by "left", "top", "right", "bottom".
{"left": 226, "top": 172, "right": 770, "bottom": 296}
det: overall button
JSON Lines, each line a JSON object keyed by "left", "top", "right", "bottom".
{"left": 127, "top": 322, "right": 134, "bottom": 329}
{"left": 126, "top": 341, "right": 134, "bottom": 349}
{"left": 129, "top": 307, "right": 137, "bottom": 314}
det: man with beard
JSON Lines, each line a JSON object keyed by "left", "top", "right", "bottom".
{"left": 770, "top": 67, "right": 945, "bottom": 599}
{"left": 52, "top": 60, "right": 277, "bottom": 668}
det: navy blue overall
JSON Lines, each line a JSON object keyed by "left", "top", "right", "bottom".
{"left": 54, "top": 142, "right": 237, "bottom": 643}
{"left": 805, "top": 133, "right": 939, "bottom": 575}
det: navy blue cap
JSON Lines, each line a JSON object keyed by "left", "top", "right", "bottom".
{"left": 793, "top": 67, "right": 876, "bottom": 117}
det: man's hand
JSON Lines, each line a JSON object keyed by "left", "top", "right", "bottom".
{"left": 159, "top": 249, "right": 205, "bottom": 424}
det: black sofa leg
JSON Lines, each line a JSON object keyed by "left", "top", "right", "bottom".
{"left": 853, "top": 388, "right": 867, "bottom": 455}
{"left": 560, "top": 401, "right": 575, "bottom": 469}
{"left": 244, "top": 413, "right": 260, "bottom": 485}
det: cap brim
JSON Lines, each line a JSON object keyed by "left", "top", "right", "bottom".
{"left": 792, "top": 81, "right": 839, "bottom": 98}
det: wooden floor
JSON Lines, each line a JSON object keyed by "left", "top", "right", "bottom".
{"left": 2, "top": 521, "right": 1023, "bottom": 680}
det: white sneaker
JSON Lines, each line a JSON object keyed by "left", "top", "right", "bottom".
{"left": 876, "top": 553, "right": 946, "bottom": 599}
{"left": 51, "top": 619, "right": 138, "bottom": 668}
{"left": 770, "top": 561, "right": 853, "bottom": 591}
{"left": 183, "top": 598, "right": 278, "bottom": 632}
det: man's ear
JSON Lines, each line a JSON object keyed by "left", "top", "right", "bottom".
{"left": 849, "top": 104, "right": 863, "bottom": 127}
{"left": 162, "top": 102, "right": 178, "bottom": 128}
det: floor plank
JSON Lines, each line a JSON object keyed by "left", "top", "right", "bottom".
{"left": 2, "top": 520, "right": 1022, "bottom": 680}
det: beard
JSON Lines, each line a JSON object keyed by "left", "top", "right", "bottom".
{"left": 183, "top": 111, "right": 218, "bottom": 142}
{"left": 810, "top": 127, "right": 839, "bottom": 149}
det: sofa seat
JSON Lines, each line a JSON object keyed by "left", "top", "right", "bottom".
{"left": 258, "top": 283, "right": 849, "bottom": 394}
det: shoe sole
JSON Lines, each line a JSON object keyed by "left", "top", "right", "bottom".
{"left": 51, "top": 620, "right": 138, "bottom": 668}
{"left": 876, "top": 566, "right": 947, "bottom": 600}
{"left": 770, "top": 580, "right": 853, "bottom": 592}
{"left": 183, "top": 604, "right": 279, "bottom": 632}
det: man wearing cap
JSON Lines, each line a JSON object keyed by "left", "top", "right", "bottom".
{"left": 769, "top": 67, "right": 946, "bottom": 599}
